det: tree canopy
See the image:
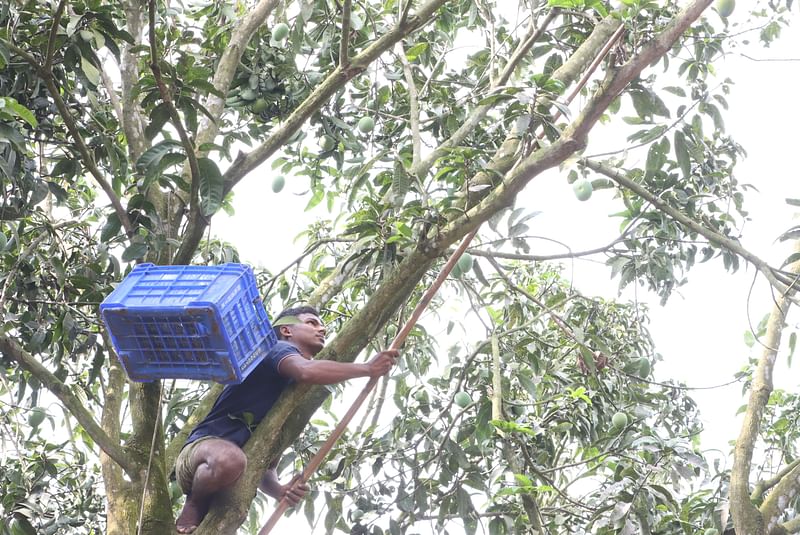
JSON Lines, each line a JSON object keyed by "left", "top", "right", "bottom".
{"left": 1, "top": 0, "right": 799, "bottom": 534}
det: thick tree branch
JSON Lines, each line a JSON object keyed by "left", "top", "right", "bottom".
{"left": 583, "top": 159, "right": 798, "bottom": 300}
{"left": 120, "top": 0, "right": 149, "bottom": 161}
{"left": 782, "top": 516, "right": 800, "bottom": 534}
{"left": 553, "top": 15, "right": 621, "bottom": 88}
{"left": 99, "top": 332, "right": 127, "bottom": 487}
{"left": 126, "top": 381, "right": 174, "bottom": 533}
{"left": 731, "top": 244, "right": 800, "bottom": 535}
{"left": 98, "top": 337, "right": 134, "bottom": 535}
{"left": 761, "top": 462, "right": 800, "bottom": 534}
{"left": 752, "top": 459, "right": 800, "bottom": 501}
{"left": 564, "top": 0, "right": 713, "bottom": 144}
{"left": 308, "top": 255, "right": 363, "bottom": 308}
{"left": 0, "top": 334, "right": 136, "bottom": 476}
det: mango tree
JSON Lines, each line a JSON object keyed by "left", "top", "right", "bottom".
{"left": 0, "top": 0, "right": 797, "bottom": 534}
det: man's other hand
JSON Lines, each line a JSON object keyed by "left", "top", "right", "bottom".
{"left": 366, "top": 349, "right": 399, "bottom": 377}
{"left": 282, "top": 474, "right": 309, "bottom": 506}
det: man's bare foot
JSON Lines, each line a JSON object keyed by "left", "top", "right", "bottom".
{"left": 175, "top": 496, "right": 208, "bottom": 534}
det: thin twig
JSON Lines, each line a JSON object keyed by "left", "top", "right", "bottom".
{"left": 738, "top": 53, "right": 800, "bottom": 62}
{"left": 45, "top": 0, "right": 68, "bottom": 71}
{"left": 583, "top": 158, "right": 799, "bottom": 303}
{"left": 259, "top": 237, "right": 356, "bottom": 297}
{"left": 396, "top": 41, "right": 421, "bottom": 167}
{"left": 339, "top": 0, "right": 352, "bottom": 67}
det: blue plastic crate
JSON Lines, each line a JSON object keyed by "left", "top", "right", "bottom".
{"left": 100, "top": 263, "right": 276, "bottom": 384}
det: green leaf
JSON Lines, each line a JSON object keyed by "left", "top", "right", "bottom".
{"left": 743, "top": 330, "right": 755, "bottom": 348}
{"left": 81, "top": 55, "right": 100, "bottom": 86}
{"left": 100, "top": 214, "right": 122, "bottom": 242}
{"left": 51, "top": 158, "right": 78, "bottom": 178}
{"left": 578, "top": 345, "right": 595, "bottom": 373}
{"left": 392, "top": 160, "right": 410, "bottom": 201}
{"left": 136, "top": 140, "right": 184, "bottom": 176}
{"left": 197, "top": 157, "right": 224, "bottom": 217}
{"left": 305, "top": 187, "right": 324, "bottom": 211}
{"left": 121, "top": 242, "right": 149, "bottom": 262}
{"left": 405, "top": 42, "right": 428, "bottom": 61}
{"left": 674, "top": 131, "right": 691, "bottom": 178}
{"left": 633, "top": 124, "right": 667, "bottom": 144}
{"left": 145, "top": 102, "right": 172, "bottom": 140}
{"left": 646, "top": 141, "right": 667, "bottom": 173}
{"left": 489, "top": 517, "right": 507, "bottom": 535}
{"left": 777, "top": 226, "right": 800, "bottom": 243}
{"left": 788, "top": 332, "right": 796, "bottom": 367}
{"left": 568, "top": 386, "right": 592, "bottom": 405}
{"left": 490, "top": 419, "right": 537, "bottom": 436}
{"left": 781, "top": 251, "right": 800, "bottom": 268}
{"left": 0, "top": 97, "right": 37, "bottom": 128}
{"left": 10, "top": 517, "right": 36, "bottom": 535}
{"left": 663, "top": 86, "right": 686, "bottom": 97}
{"left": 0, "top": 123, "right": 25, "bottom": 150}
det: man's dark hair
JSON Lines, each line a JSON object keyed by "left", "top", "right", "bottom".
{"left": 273, "top": 305, "right": 320, "bottom": 340}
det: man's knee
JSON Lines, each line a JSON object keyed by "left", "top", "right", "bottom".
{"left": 196, "top": 439, "right": 247, "bottom": 486}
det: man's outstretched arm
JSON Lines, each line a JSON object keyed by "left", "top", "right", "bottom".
{"left": 278, "top": 350, "right": 398, "bottom": 385}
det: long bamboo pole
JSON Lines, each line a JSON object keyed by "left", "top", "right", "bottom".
{"left": 258, "top": 228, "right": 479, "bottom": 535}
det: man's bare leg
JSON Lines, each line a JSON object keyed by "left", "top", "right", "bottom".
{"left": 175, "top": 439, "right": 247, "bottom": 534}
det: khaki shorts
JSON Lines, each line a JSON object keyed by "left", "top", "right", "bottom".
{"left": 175, "top": 436, "right": 217, "bottom": 494}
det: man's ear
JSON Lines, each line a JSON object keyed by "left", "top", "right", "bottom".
{"left": 279, "top": 325, "right": 292, "bottom": 339}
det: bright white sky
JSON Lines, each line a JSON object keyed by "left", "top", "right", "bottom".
{"left": 213, "top": 8, "right": 800, "bottom": 533}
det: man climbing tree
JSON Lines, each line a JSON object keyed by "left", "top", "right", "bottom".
{"left": 175, "top": 306, "right": 398, "bottom": 532}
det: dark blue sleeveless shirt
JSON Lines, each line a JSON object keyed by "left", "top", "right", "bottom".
{"left": 185, "top": 341, "right": 299, "bottom": 447}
